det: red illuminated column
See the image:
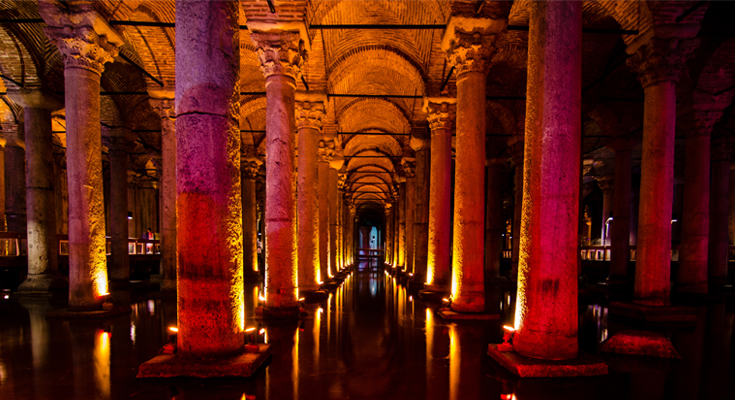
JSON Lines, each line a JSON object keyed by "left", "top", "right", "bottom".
{"left": 508, "top": 135, "right": 524, "bottom": 280}
{"left": 102, "top": 129, "right": 133, "bottom": 286}
{"left": 318, "top": 141, "right": 333, "bottom": 279}
{"left": 329, "top": 155, "right": 344, "bottom": 277}
{"left": 3, "top": 122, "right": 25, "bottom": 232}
{"left": 175, "top": 0, "right": 245, "bottom": 353}
{"left": 397, "top": 180, "right": 407, "bottom": 269}
{"left": 679, "top": 111, "right": 719, "bottom": 293}
{"left": 411, "top": 133, "right": 430, "bottom": 282}
{"left": 296, "top": 93, "right": 326, "bottom": 291}
{"left": 514, "top": 1, "right": 581, "bottom": 360}
{"left": 241, "top": 155, "right": 262, "bottom": 279}
{"left": 343, "top": 196, "right": 351, "bottom": 266}
{"left": 607, "top": 137, "right": 637, "bottom": 279}
{"left": 41, "top": 3, "right": 124, "bottom": 310}
{"left": 443, "top": 18, "right": 497, "bottom": 312}
{"left": 251, "top": 29, "right": 306, "bottom": 316}
{"left": 709, "top": 138, "right": 733, "bottom": 286}
{"left": 596, "top": 175, "right": 614, "bottom": 246}
{"left": 385, "top": 203, "right": 393, "bottom": 264}
{"left": 402, "top": 158, "right": 416, "bottom": 275}
{"left": 485, "top": 158, "right": 505, "bottom": 278}
{"left": 10, "top": 90, "right": 65, "bottom": 293}
{"left": 628, "top": 37, "right": 699, "bottom": 305}
{"left": 424, "top": 99, "right": 455, "bottom": 292}
{"left": 149, "top": 94, "right": 177, "bottom": 291}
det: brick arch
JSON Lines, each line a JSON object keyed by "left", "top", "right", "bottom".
{"left": 337, "top": 98, "right": 410, "bottom": 135}
{"left": 0, "top": 26, "right": 41, "bottom": 89}
{"left": 336, "top": 96, "right": 412, "bottom": 129}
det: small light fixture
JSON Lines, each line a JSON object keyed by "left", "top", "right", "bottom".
{"left": 127, "top": 212, "right": 133, "bottom": 220}
{"left": 169, "top": 326, "right": 179, "bottom": 333}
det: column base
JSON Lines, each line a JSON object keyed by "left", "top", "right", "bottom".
{"left": 609, "top": 301, "right": 697, "bottom": 325}
{"left": 16, "top": 274, "right": 68, "bottom": 296}
{"left": 255, "top": 305, "right": 301, "bottom": 320}
{"left": 439, "top": 307, "right": 499, "bottom": 321}
{"left": 600, "top": 330, "right": 680, "bottom": 358}
{"left": 487, "top": 344, "right": 608, "bottom": 378}
{"left": 418, "top": 288, "right": 449, "bottom": 301}
{"left": 47, "top": 305, "right": 132, "bottom": 319}
{"left": 406, "top": 278, "right": 425, "bottom": 292}
{"left": 300, "top": 289, "right": 329, "bottom": 301}
{"left": 137, "top": 344, "right": 272, "bottom": 378}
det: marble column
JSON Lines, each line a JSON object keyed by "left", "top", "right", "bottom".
{"left": 385, "top": 203, "right": 393, "bottom": 266}
{"left": 442, "top": 18, "right": 495, "bottom": 313}
{"left": 175, "top": 0, "right": 244, "bottom": 353}
{"left": 102, "top": 129, "right": 133, "bottom": 286}
{"left": 0, "top": 137, "right": 5, "bottom": 235}
{"left": 328, "top": 156, "right": 344, "bottom": 277}
{"left": 9, "top": 90, "right": 66, "bottom": 292}
{"left": 679, "top": 111, "right": 719, "bottom": 293}
{"left": 485, "top": 158, "right": 505, "bottom": 278}
{"left": 241, "top": 155, "right": 262, "bottom": 279}
{"left": 318, "top": 141, "right": 334, "bottom": 280}
{"left": 596, "top": 175, "right": 614, "bottom": 246}
{"left": 342, "top": 195, "right": 351, "bottom": 267}
{"left": 424, "top": 98, "right": 455, "bottom": 292}
{"left": 709, "top": 138, "right": 733, "bottom": 286}
{"left": 401, "top": 158, "right": 416, "bottom": 275}
{"left": 350, "top": 203, "right": 357, "bottom": 265}
{"left": 508, "top": 135, "right": 524, "bottom": 280}
{"left": 627, "top": 37, "right": 698, "bottom": 305}
{"left": 607, "top": 137, "right": 636, "bottom": 279}
{"left": 397, "top": 185, "right": 406, "bottom": 269}
{"left": 3, "top": 122, "right": 26, "bottom": 232}
{"left": 514, "top": 1, "right": 582, "bottom": 360}
{"left": 296, "top": 93, "right": 326, "bottom": 292}
{"left": 149, "top": 94, "right": 177, "bottom": 291}
{"left": 410, "top": 133, "right": 430, "bottom": 283}
{"left": 42, "top": 5, "right": 124, "bottom": 310}
{"left": 251, "top": 29, "right": 306, "bottom": 316}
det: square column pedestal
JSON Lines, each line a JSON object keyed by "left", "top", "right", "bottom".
{"left": 487, "top": 345, "right": 608, "bottom": 378}
{"left": 137, "top": 344, "right": 272, "bottom": 378}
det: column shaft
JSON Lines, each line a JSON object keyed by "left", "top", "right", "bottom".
{"left": 176, "top": 0, "right": 244, "bottom": 355}
{"left": 484, "top": 161, "right": 504, "bottom": 278}
{"left": 156, "top": 100, "right": 177, "bottom": 291}
{"left": 297, "top": 125, "right": 320, "bottom": 291}
{"left": 514, "top": 1, "right": 581, "bottom": 360}
{"left": 398, "top": 180, "right": 407, "bottom": 269}
{"left": 106, "top": 136, "right": 130, "bottom": 284}
{"left": 404, "top": 171, "right": 415, "bottom": 274}
{"left": 709, "top": 146, "right": 732, "bottom": 285}
{"left": 426, "top": 118, "right": 452, "bottom": 290}
{"left": 241, "top": 162, "right": 259, "bottom": 278}
{"left": 610, "top": 147, "right": 632, "bottom": 278}
{"left": 329, "top": 167, "right": 339, "bottom": 277}
{"left": 318, "top": 159, "right": 330, "bottom": 279}
{"left": 413, "top": 147, "right": 430, "bottom": 281}
{"left": 4, "top": 134, "right": 26, "bottom": 232}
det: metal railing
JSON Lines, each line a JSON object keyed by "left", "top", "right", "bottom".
{"left": 0, "top": 231, "right": 160, "bottom": 257}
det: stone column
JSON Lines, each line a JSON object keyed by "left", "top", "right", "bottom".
{"left": 385, "top": 203, "right": 392, "bottom": 265}
{"left": 102, "top": 129, "right": 133, "bottom": 287}
{"left": 596, "top": 175, "right": 614, "bottom": 246}
{"left": 442, "top": 18, "right": 496, "bottom": 313}
{"left": 241, "top": 155, "right": 262, "bottom": 279}
{"left": 709, "top": 138, "right": 733, "bottom": 286}
{"left": 251, "top": 29, "right": 306, "bottom": 316}
{"left": 401, "top": 158, "right": 416, "bottom": 274}
{"left": 627, "top": 37, "right": 698, "bottom": 305}
{"left": 424, "top": 98, "right": 455, "bottom": 292}
{"left": 317, "top": 141, "right": 334, "bottom": 280}
{"left": 328, "top": 156, "right": 344, "bottom": 277}
{"left": 9, "top": 90, "right": 65, "bottom": 292}
{"left": 508, "top": 135, "right": 524, "bottom": 280}
{"left": 730, "top": 167, "right": 735, "bottom": 247}
{"left": 350, "top": 202, "right": 357, "bottom": 265}
{"left": 342, "top": 195, "right": 351, "bottom": 267}
{"left": 679, "top": 111, "right": 719, "bottom": 293}
{"left": 397, "top": 185, "right": 406, "bottom": 269}
{"left": 0, "top": 138, "right": 5, "bottom": 235}
{"left": 175, "top": 0, "right": 244, "bottom": 353}
{"left": 485, "top": 158, "right": 505, "bottom": 279}
{"left": 514, "top": 1, "right": 582, "bottom": 360}
{"left": 42, "top": 4, "right": 124, "bottom": 310}
{"left": 295, "top": 93, "right": 326, "bottom": 292}
{"left": 607, "top": 137, "right": 636, "bottom": 279}
{"left": 411, "top": 134, "right": 430, "bottom": 283}
{"left": 3, "top": 122, "right": 26, "bottom": 232}
{"left": 149, "top": 94, "right": 177, "bottom": 291}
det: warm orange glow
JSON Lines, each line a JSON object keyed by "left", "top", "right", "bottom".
{"left": 408, "top": 295, "right": 413, "bottom": 302}
{"left": 298, "top": 298, "right": 305, "bottom": 302}
{"left": 449, "top": 325, "right": 459, "bottom": 400}
{"left": 426, "top": 263, "right": 434, "bottom": 285}
{"left": 94, "top": 261, "right": 109, "bottom": 298}
{"left": 169, "top": 326, "right": 179, "bottom": 333}
{"left": 503, "top": 325, "right": 515, "bottom": 332}
{"left": 94, "top": 330, "right": 110, "bottom": 398}
{"left": 245, "top": 327, "right": 256, "bottom": 333}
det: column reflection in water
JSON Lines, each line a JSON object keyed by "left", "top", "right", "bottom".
{"left": 94, "top": 329, "right": 110, "bottom": 399}
{"left": 426, "top": 308, "right": 450, "bottom": 400}
{"left": 264, "top": 323, "right": 298, "bottom": 400}
{"left": 448, "top": 324, "right": 482, "bottom": 400}
{"left": 672, "top": 306, "right": 706, "bottom": 400}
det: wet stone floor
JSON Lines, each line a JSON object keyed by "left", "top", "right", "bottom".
{"left": 0, "top": 265, "right": 734, "bottom": 400}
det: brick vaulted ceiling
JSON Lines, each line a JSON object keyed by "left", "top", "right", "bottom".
{"left": 1, "top": 0, "right": 735, "bottom": 214}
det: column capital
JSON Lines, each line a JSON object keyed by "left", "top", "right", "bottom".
{"left": 329, "top": 154, "right": 345, "bottom": 171}
{"left": 441, "top": 17, "right": 504, "bottom": 76}
{"left": 401, "top": 157, "right": 416, "bottom": 178}
{"left": 250, "top": 30, "right": 306, "bottom": 81}
{"left": 685, "top": 109, "right": 723, "bottom": 138}
{"left": 712, "top": 137, "right": 734, "bottom": 161}
{"left": 40, "top": 1, "right": 124, "bottom": 75}
{"left": 337, "top": 172, "right": 348, "bottom": 190}
{"left": 595, "top": 174, "right": 615, "bottom": 196}
{"left": 410, "top": 132, "right": 431, "bottom": 152}
{"left": 148, "top": 89, "right": 175, "bottom": 120}
{"left": 295, "top": 91, "right": 327, "bottom": 131}
{"left": 6, "top": 89, "right": 63, "bottom": 111}
{"left": 318, "top": 139, "right": 335, "bottom": 162}
{"left": 102, "top": 127, "right": 135, "bottom": 152}
{"left": 423, "top": 97, "right": 456, "bottom": 132}
{"left": 241, "top": 156, "right": 263, "bottom": 179}
{"left": 485, "top": 157, "right": 506, "bottom": 168}
{"left": 626, "top": 37, "right": 699, "bottom": 88}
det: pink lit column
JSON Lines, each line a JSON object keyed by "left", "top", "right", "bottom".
{"left": 508, "top": 135, "right": 524, "bottom": 280}
{"left": 679, "top": 111, "right": 719, "bottom": 293}
{"left": 251, "top": 30, "right": 306, "bottom": 316}
{"left": 318, "top": 141, "right": 334, "bottom": 279}
{"left": 709, "top": 138, "right": 733, "bottom": 286}
{"left": 411, "top": 134, "right": 430, "bottom": 282}
{"left": 328, "top": 157, "right": 344, "bottom": 276}
{"left": 424, "top": 99, "right": 454, "bottom": 292}
{"left": 514, "top": 1, "right": 581, "bottom": 360}
{"left": 296, "top": 93, "right": 326, "bottom": 292}
{"left": 628, "top": 37, "right": 698, "bottom": 305}
{"left": 10, "top": 90, "right": 65, "bottom": 292}
{"left": 443, "top": 20, "right": 495, "bottom": 312}
{"left": 176, "top": 0, "right": 244, "bottom": 353}
{"left": 607, "top": 137, "right": 636, "bottom": 279}
{"left": 149, "top": 95, "right": 177, "bottom": 291}
{"left": 241, "top": 156, "right": 262, "bottom": 279}
{"left": 397, "top": 179, "right": 407, "bottom": 269}
{"left": 42, "top": 6, "right": 123, "bottom": 310}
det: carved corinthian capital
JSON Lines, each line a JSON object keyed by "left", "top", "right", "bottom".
{"left": 44, "top": 26, "right": 120, "bottom": 74}
{"left": 423, "top": 98, "right": 456, "bottom": 132}
{"left": 250, "top": 30, "right": 306, "bottom": 80}
{"left": 295, "top": 92, "right": 327, "bottom": 131}
{"left": 627, "top": 37, "right": 699, "bottom": 88}
{"left": 445, "top": 31, "right": 495, "bottom": 76}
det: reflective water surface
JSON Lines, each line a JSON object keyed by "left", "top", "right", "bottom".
{"left": 0, "top": 266, "right": 733, "bottom": 400}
